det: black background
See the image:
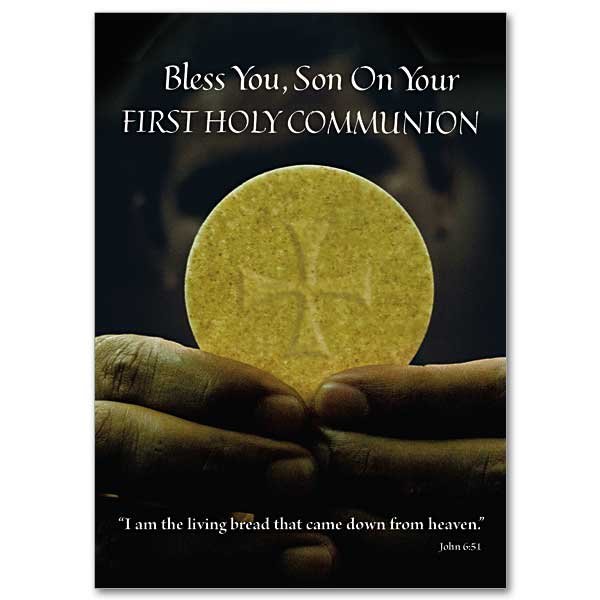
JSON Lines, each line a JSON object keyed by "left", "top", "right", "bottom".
{"left": 95, "top": 14, "right": 506, "bottom": 587}
{"left": 95, "top": 13, "right": 506, "bottom": 366}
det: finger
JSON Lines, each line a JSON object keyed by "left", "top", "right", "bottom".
{"left": 315, "top": 428, "right": 505, "bottom": 511}
{"left": 96, "top": 334, "right": 308, "bottom": 439}
{"left": 95, "top": 400, "right": 317, "bottom": 512}
{"left": 97, "top": 497, "right": 338, "bottom": 586}
{"left": 279, "top": 541, "right": 338, "bottom": 585}
{"left": 311, "top": 358, "right": 506, "bottom": 438}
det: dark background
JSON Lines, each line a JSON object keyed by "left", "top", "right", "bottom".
{"left": 95, "top": 14, "right": 506, "bottom": 588}
{"left": 95, "top": 13, "right": 506, "bottom": 365}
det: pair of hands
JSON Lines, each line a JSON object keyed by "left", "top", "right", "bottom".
{"left": 95, "top": 334, "right": 506, "bottom": 587}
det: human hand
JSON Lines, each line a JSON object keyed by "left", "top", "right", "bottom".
{"left": 308, "top": 358, "right": 506, "bottom": 587}
{"left": 95, "top": 334, "right": 337, "bottom": 586}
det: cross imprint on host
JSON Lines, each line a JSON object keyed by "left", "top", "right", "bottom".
{"left": 240, "top": 221, "right": 372, "bottom": 357}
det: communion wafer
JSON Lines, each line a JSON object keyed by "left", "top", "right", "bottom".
{"left": 185, "top": 165, "right": 434, "bottom": 399}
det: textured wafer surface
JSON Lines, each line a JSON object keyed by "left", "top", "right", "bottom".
{"left": 185, "top": 165, "right": 433, "bottom": 399}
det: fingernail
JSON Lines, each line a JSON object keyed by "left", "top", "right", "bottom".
{"left": 314, "top": 382, "right": 369, "bottom": 423}
{"left": 266, "top": 456, "right": 317, "bottom": 497}
{"left": 255, "top": 394, "right": 307, "bottom": 437}
{"left": 279, "top": 545, "right": 333, "bottom": 582}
